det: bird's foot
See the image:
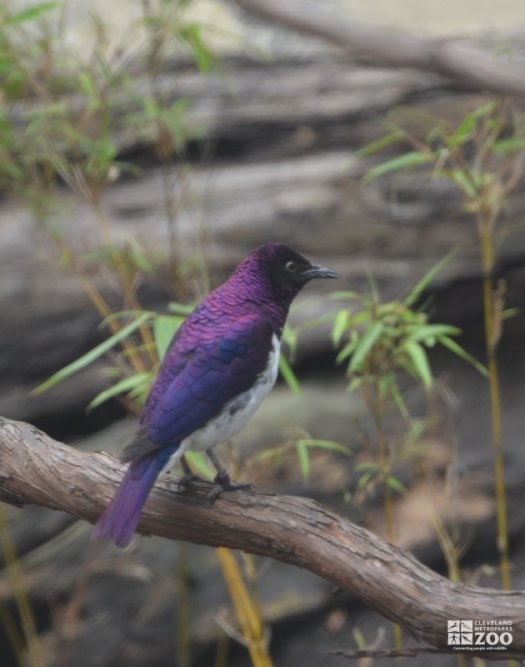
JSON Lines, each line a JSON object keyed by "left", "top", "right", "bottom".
{"left": 177, "top": 454, "right": 206, "bottom": 491}
{"left": 177, "top": 472, "right": 203, "bottom": 492}
{"left": 207, "top": 471, "right": 252, "bottom": 501}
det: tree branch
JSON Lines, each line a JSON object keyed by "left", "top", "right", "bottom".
{"left": 235, "top": 0, "right": 525, "bottom": 98}
{"left": 1, "top": 416, "right": 524, "bottom": 657}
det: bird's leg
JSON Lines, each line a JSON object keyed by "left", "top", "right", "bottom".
{"left": 177, "top": 454, "right": 202, "bottom": 491}
{"left": 206, "top": 448, "right": 251, "bottom": 500}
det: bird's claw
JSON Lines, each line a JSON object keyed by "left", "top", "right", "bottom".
{"left": 207, "top": 472, "right": 252, "bottom": 501}
{"left": 177, "top": 472, "right": 203, "bottom": 492}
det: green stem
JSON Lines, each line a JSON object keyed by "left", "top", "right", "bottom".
{"left": 479, "top": 218, "right": 511, "bottom": 591}
{"left": 372, "top": 386, "right": 403, "bottom": 651}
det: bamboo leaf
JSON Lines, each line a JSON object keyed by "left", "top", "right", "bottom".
{"left": 88, "top": 372, "right": 152, "bottom": 410}
{"left": 153, "top": 315, "right": 183, "bottom": 360}
{"left": 168, "top": 301, "right": 195, "bottom": 316}
{"left": 501, "top": 307, "right": 521, "bottom": 320}
{"left": 403, "top": 340, "right": 433, "bottom": 389}
{"left": 349, "top": 322, "right": 384, "bottom": 373}
{"left": 406, "top": 323, "right": 461, "bottom": 343}
{"left": 386, "top": 475, "right": 407, "bottom": 495}
{"left": 279, "top": 354, "right": 301, "bottom": 397}
{"left": 357, "top": 471, "right": 374, "bottom": 490}
{"left": 179, "top": 24, "right": 214, "bottom": 73}
{"left": 296, "top": 441, "right": 311, "bottom": 481}
{"left": 329, "top": 290, "right": 360, "bottom": 301}
{"left": 354, "top": 129, "right": 406, "bottom": 158}
{"left": 332, "top": 310, "right": 350, "bottom": 346}
{"left": 32, "top": 313, "right": 151, "bottom": 395}
{"left": 438, "top": 335, "right": 488, "bottom": 377}
{"left": 493, "top": 137, "right": 525, "bottom": 157}
{"left": 346, "top": 376, "right": 364, "bottom": 394}
{"left": 403, "top": 251, "right": 456, "bottom": 307}
{"left": 364, "top": 151, "right": 432, "bottom": 183}
{"left": 7, "top": 2, "right": 58, "bottom": 24}
{"left": 355, "top": 461, "right": 380, "bottom": 473}
{"left": 297, "top": 439, "right": 350, "bottom": 455}
{"left": 336, "top": 332, "right": 359, "bottom": 365}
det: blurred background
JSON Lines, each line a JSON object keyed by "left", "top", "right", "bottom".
{"left": 1, "top": 1, "right": 525, "bottom": 665}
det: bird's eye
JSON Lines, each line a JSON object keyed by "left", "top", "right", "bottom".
{"left": 285, "top": 261, "right": 297, "bottom": 273}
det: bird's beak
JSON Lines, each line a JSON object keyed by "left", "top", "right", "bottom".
{"left": 301, "top": 264, "right": 339, "bottom": 280}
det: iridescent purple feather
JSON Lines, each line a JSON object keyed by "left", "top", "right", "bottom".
{"left": 92, "top": 447, "right": 173, "bottom": 547}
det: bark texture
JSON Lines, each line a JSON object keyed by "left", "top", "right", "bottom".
{"left": 0, "top": 416, "right": 523, "bottom": 657}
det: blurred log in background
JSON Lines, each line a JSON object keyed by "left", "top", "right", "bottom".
{"left": 1, "top": 1, "right": 525, "bottom": 666}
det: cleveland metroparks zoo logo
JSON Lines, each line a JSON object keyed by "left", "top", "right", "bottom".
{"left": 447, "top": 620, "right": 513, "bottom": 651}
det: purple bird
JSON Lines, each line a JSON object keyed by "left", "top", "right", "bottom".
{"left": 93, "top": 242, "right": 337, "bottom": 546}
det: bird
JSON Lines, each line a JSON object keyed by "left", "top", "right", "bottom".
{"left": 93, "top": 242, "right": 338, "bottom": 547}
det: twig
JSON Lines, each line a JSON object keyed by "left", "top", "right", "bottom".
{"left": 235, "top": 0, "right": 525, "bottom": 98}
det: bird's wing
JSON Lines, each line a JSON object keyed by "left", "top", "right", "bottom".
{"left": 121, "top": 314, "right": 276, "bottom": 461}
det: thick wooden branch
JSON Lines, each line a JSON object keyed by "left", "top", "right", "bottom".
{"left": 1, "top": 416, "right": 524, "bottom": 657}
{"left": 235, "top": 0, "right": 525, "bottom": 98}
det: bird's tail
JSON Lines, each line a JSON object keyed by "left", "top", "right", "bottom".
{"left": 92, "top": 449, "right": 172, "bottom": 548}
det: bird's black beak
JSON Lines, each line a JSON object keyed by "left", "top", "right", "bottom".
{"left": 301, "top": 263, "right": 339, "bottom": 280}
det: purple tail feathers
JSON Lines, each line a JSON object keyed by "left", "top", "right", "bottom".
{"left": 92, "top": 450, "right": 171, "bottom": 547}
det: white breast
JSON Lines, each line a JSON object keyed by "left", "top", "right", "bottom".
{"left": 162, "top": 333, "right": 282, "bottom": 474}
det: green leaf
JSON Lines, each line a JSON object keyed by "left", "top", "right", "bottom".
{"left": 355, "top": 461, "right": 380, "bottom": 473}
{"left": 279, "top": 354, "right": 301, "bottom": 397}
{"left": 349, "top": 322, "right": 384, "bottom": 373}
{"left": 88, "top": 372, "right": 152, "bottom": 411}
{"left": 168, "top": 301, "right": 195, "bottom": 316}
{"left": 32, "top": 313, "right": 151, "bottom": 395}
{"left": 493, "top": 138, "right": 525, "bottom": 156}
{"left": 386, "top": 475, "right": 407, "bottom": 495}
{"left": 470, "top": 101, "right": 497, "bottom": 119}
{"left": 179, "top": 24, "right": 214, "bottom": 73}
{"left": 6, "top": 2, "right": 58, "bottom": 25}
{"left": 128, "top": 242, "right": 155, "bottom": 276}
{"left": 346, "top": 376, "right": 363, "bottom": 393}
{"left": 445, "top": 103, "right": 496, "bottom": 149}
{"left": 296, "top": 441, "right": 311, "bottom": 481}
{"left": 388, "top": 379, "right": 409, "bottom": 419}
{"left": 336, "top": 331, "right": 359, "bottom": 365}
{"left": 153, "top": 315, "right": 183, "bottom": 360}
{"left": 357, "top": 471, "right": 374, "bottom": 490}
{"left": 443, "top": 169, "right": 477, "bottom": 198}
{"left": 329, "top": 290, "right": 360, "bottom": 301}
{"left": 406, "top": 323, "right": 461, "bottom": 343}
{"left": 254, "top": 446, "right": 283, "bottom": 463}
{"left": 78, "top": 72, "right": 97, "bottom": 98}
{"left": 297, "top": 439, "right": 350, "bottom": 455}
{"left": 438, "top": 335, "right": 488, "bottom": 377}
{"left": 354, "top": 129, "right": 406, "bottom": 159}
{"left": 364, "top": 151, "right": 432, "bottom": 183}
{"left": 282, "top": 323, "right": 298, "bottom": 355}
{"left": 501, "top": 307, "right": 521, "bottom": 320}
{"left": 403, "top": 251, "right": 456, "bottom": 307}
{"left": 332, "top": 310, "right": 350, "bottom": 346}
{"left": 403, "top": 340, "right": 433, "bottom": 389}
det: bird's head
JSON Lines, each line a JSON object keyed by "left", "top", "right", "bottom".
{"left": 238, "top": 242, "right": 338, "bottom": 307}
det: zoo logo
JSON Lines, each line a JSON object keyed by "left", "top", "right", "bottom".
{"left": 447, "top": 620, "right": 513, "bottom": 651}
